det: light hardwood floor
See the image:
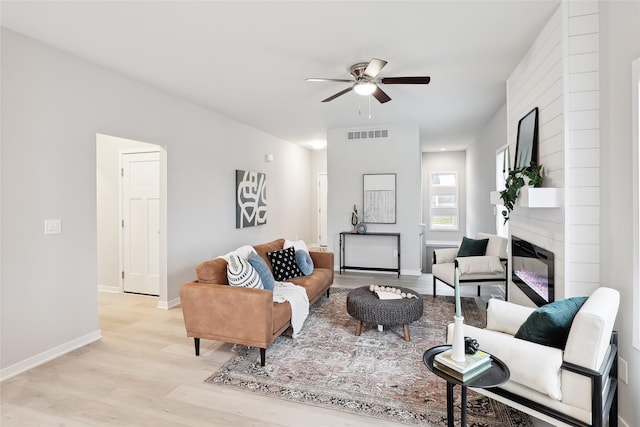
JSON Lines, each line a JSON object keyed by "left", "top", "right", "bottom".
{"left": 2, "top": 273, "right": 544, "bottom": 426}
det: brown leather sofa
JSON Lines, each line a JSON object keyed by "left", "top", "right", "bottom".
{"left": 179, "top": 238, "right": 334, "bottom": 366}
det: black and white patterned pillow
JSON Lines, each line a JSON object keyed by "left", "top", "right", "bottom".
{"left": 227, "top": 254, "right": 263, "bottom": 288}
{"left": 267, "top": 246, "right": 303, "bottom": 281}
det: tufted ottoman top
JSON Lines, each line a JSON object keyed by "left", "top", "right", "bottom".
{"left": 346, "top": 286, "right": 424, "bottom": 326}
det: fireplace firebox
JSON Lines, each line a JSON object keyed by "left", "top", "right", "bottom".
{"left": 511, "top": 236, "right": 554, "bottom": 307}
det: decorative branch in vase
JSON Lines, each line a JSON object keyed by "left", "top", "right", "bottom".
{"left": 499, "top": 161, "right": 543, "bottom": 223}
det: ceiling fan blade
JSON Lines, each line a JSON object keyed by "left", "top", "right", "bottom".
{"left": 364, "top": 58, "right": 388, "bottom": 78}
{"left": 322, "top": 86, "right": 353, "bottom": 102}
{"left": 380, "top": 76, "right": 431, "bottom": 85}
{"left": 306, "top": 78, "right": 354, "bottom": 83}
{"left": 372, "top": 86, "right": 392, "bottom": 104}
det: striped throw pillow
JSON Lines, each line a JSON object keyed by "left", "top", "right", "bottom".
{"left": 227, "top": 254, "right": 263, "bottom": 289}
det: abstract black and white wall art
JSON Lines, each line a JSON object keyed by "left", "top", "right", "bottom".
{"left": 236, "top": 170, "right": 267, "bottom": 228}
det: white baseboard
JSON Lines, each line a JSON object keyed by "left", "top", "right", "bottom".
{"left": 0, "top": 330, "right": 102, "bottom": 382}
{"left": 402, "top": 269, "right": 422, "bottom": 276}
{"left": 157, "top": 296, "right": 180, "bottom": 310}
{"left": 98, "top": 284, "right": 120, "bottom": 293}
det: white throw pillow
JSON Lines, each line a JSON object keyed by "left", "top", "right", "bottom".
{"left": 455, "top": 255, "right": 504, "bottom": 274}
{"left": 284, "top": 239, "right": 309, "bottom": 254}
{"left": 217, "top": 245, "right": 256, "bottom": 262}
{"left": 227, "top": 254, "right": 263, "bottom": 289}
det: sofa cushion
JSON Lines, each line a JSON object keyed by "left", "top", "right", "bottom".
{"left": 457, "top": 236, "right": 489, "bottom": 257}
{"left": 295, "top": 249, "right": 314, "bottom": 275}
{"left": 248, "top": 251, "right": 275, "bottom": 291}
{"left": 227, "top": 255, "right": 263, "bottom": 289}
{"left": 515, "top": 296, "right": 588, "bottom": 349}
{"left": 267, "top": 246, "right": 303, "bottom": 281}
{"left": 288, "top": 268, "right": 333, "bottom": 302}
{"left": 254, "top": 238, "right": 285, "bottom": 269}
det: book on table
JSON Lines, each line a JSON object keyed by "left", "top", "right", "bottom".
{"left": 434, "top": 349, "right": 491, "bottom": 374}
{"left": 375, "top": 290, "right": 402, "bottom": 300}
{"left": 433, "top": 360, "right": 493, "bottom": 382}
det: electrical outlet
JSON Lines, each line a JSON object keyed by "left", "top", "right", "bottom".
{"left": 619, "top": 357, "right": 629, "bottom": 384}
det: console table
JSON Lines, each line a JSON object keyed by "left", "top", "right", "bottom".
{"left": 339, "top": 231, "right": 401, "bottom": 277}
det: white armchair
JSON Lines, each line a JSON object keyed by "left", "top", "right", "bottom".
{"left": 432, "top": 233, "right": 508, "bottom": 298}
{"left": 448, "top": 287, "right": 620, "bottom": 427}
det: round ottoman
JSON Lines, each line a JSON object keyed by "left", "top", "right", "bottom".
{"left": 346, "top": 286, "right": 424, "bottom": 341}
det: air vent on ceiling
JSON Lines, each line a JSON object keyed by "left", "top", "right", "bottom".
{"left": 347, "top": 129, "right": 389, "bottom": 140}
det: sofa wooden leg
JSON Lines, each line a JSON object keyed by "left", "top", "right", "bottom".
{"left": 194, "top": 338, "right": 200, "bottom": 356}
{"left": 260, "top": 348, "right": 266, "bottom": 366}
{"left": 326, "top": 288, "right": 331, "bottom": 298}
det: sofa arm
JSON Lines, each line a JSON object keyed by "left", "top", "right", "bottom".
{"left": 179, "top": 281, "right": 274, "bottom": 347}
{"left": 310, "top": 251, "right": 333, "bottom": 270}
{"left": 434, "top": 248, "right": 458, "bottom": 264}
{"left": 449, "top": 323, "right": 564, "bottom": 401}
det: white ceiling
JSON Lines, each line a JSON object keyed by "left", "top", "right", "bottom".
{"left": 1, "top": 1, "right": 559, "bottom": 151}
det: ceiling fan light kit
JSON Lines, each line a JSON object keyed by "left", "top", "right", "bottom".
{"left": 353, "top": 81, "right": 376, "bottom": 96}
{"left": 306, "top": 58, "right": 430, "bottom": 104}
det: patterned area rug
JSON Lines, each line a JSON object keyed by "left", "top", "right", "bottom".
{"left": 206, "top": 288, "right": 532, "bottom": 426}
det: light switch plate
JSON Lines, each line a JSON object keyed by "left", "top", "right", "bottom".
{"left": 44, "top": 219, "right": 61, "bottom": 234}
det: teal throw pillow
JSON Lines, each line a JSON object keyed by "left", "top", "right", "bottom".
{"left": 247, "top": 252, "right": 275, "bottom": 291}
{"left": 457, "top": 237, "right": 489, "bottom": 257}
{"left": 295, "top": 249, "right": 314, "bottom": 275}
{"left": 514, "top": 296, "right": 588, "bottom": 349}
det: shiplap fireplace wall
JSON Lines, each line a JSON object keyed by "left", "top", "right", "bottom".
{"left": 507, "top": 1, "right": 600, "bottom": 306}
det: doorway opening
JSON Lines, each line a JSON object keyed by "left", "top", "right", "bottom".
{"left": 96, "top": 134, "right": 167, "bottom": 304}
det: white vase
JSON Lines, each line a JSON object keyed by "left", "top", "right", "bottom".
{"left": 451, "top": 315, "right": 466, "bottom": 362}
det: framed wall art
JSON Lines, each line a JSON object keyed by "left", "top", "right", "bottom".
{"left": 236, "top": 169, "right": 267, "bottom": 228}
{"left": 363, "top": 173, "right": 396, "bottom": 224}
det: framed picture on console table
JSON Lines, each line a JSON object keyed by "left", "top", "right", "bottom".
{"left": 363, "top": 173, "right": 396, "bottom": 224}
{"left": 236, "top": 169, "right": 267, "bottom": 228}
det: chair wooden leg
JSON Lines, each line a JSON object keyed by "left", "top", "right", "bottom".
{"left": 194, "top": 338, "right": 200, "bottom": 356}
{"left": 433, "top": 276, "right": 437, "bottom": 298}
{"left": 477, "top": 285, "right": 481, "bottom": 297}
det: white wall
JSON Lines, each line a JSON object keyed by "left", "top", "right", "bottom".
{"left": 422, "top": 150, "right": 467, "bottom": 242}
{"left": 327, "top": 125, "right": 422, "bottom": 275}
{"left": 1, "top": 29, "right": 314, "bottom": 378}
{"left": 466, "top": 104, "right": 508, "bottom": 237}
{"left": 599, "top": 1, "right": 640, "bottom": 426}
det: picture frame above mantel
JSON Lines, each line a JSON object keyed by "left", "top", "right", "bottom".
{"left": 363, "top": 173, "right": 396, "bottom": 224}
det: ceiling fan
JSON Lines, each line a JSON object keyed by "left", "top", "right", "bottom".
{"left": 306, "top": 58, "right": 430, "bottom": 104}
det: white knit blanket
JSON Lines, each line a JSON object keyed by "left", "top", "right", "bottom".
{"left": 272, "top": 281, "right": 309, "bottom": 338}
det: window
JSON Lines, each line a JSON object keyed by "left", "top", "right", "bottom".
{"left": 429, "top": 172, "right": 459, "bottom": 231}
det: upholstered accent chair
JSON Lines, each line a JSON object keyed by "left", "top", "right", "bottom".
{"left": 449, "top": 287, "right": 620, "bottom": 427}
{"left": 432, "top": 233, "right": 508, "bottom": 298}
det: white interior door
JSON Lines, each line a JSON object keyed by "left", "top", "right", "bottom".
{"left": 122, "top": 151, "right": 160, "bottom": 296}
{"left": 318, "top": 173, "right": 328, "bottom": 246}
